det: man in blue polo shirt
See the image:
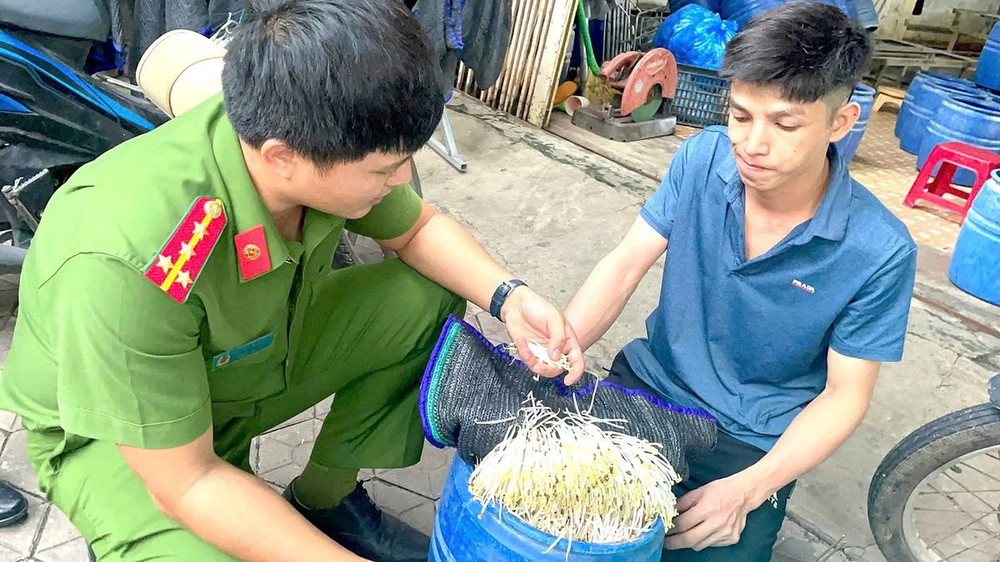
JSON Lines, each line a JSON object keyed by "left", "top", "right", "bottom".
{"left": 565, "top": 3, "right": 916, "bottom": 560}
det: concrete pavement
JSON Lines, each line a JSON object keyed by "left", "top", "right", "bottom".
{"left": 1, "top": 93, "right": 997, "bottom": 560}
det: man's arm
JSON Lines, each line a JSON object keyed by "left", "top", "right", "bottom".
{"left": 118, "top": 429, "right": 367, "bottom": 562}
{"left": 665, "top": 349, "right": 880, "bottom": 550}
{"left": 380, "top": 201, "right": 586, "bottom": 382}
{"left": 563, "top": 217, "right": 668, "bottom": 351}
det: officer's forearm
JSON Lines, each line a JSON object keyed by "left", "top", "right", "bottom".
{"left": 168, "top": 461, "right": 367, "bottom": 562}
{"left": 396, "top": 212, "right": 517, "bottom": 311}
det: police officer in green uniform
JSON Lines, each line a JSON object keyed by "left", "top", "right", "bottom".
{"left": 0, "top": 1, "right": 585, "bottom": 560}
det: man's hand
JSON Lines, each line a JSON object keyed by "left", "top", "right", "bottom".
{"left": 664, "top": 475, "right": 764, "bottom": 551}
{"left": 501, "top": 286, "right": 586, "bottom": 384}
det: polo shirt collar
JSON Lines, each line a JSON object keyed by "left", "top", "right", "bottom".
{"left": 716, "top": 143, "right": 852, "bottom": 242}
{"left": 806, "top": 144, "right": 852, "bottom": 242}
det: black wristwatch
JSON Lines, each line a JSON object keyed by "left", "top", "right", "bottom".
{"left": 490, "top": 279, "right": 527, "bottom": 320}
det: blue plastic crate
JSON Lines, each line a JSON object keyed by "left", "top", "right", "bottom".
{"left": 668, "top": 64, "right": 730, "bottom": 128}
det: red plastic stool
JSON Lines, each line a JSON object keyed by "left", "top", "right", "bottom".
{"left": 904, "top": 141, "right": 1000, "bottom": 223}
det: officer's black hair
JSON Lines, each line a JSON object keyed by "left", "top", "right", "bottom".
{"left": 719, "top": 1, "right": 872, "bottom": 107}
{"left": 221, "top": 0, "right": 443, "bottom": 166}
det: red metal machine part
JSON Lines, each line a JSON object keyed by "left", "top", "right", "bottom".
{"left": 599, "top": 48, "right": 678, "bottom": 117}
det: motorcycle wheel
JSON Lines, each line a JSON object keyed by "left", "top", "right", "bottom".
{"left": 333, "top": 159, "right": 423, "bottom": 269}
{"left": 867, "top": 403, "right": 1000, "bottom": 561}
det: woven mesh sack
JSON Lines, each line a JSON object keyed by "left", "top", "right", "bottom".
{"left": 419, "top": 316, "right": 718, "bottom": 479}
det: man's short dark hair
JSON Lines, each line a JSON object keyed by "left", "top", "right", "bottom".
{"left": 221, "top": 0, "right": 443, "bottom": 166}
{"left": 719, "top": 1, "right": 872, "bottom": 104}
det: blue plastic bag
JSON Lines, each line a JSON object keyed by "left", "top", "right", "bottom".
{"left": 653, "top": 5, "right": 709, "bottom": 51}
{"left": 654, "top": 4, "right": 737, "bottom": 70}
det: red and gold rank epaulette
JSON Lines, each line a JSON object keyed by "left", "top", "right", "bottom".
{"left": 143, "top": 197, "right": 227, "bottom": 303}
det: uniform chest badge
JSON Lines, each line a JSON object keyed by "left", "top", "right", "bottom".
{"left": 234, "top": 225, "right": 272, "bottom": 281}
{"left": 143, "top": 197, "right": 227, "bottom": 303}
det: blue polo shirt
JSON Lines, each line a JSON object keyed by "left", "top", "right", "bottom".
{"left": 623, "top": 126, "right": 917, "bottom": 452}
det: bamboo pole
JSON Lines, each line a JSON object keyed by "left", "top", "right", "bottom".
{"left": 513, "top": 0, "right": 549, "bottom": 117}
{"left": 501, "top": 0, "right": 536, "bottom": 114}
{"left": 532, "top": 0, "right": 577, "bottom": 126}
{"left": 519, "top": 0, "right": 558, "bottom": 119}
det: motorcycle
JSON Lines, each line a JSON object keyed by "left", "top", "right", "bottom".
{"left": 0, "top": 25, "right": 168, "bottom": 272}
{"left": 867, "top": 372, "right": 1000, "bottom": 561}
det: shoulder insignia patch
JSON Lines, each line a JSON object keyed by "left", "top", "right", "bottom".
{"left": 143, "top": 197, "right": 227, "bottom": 303}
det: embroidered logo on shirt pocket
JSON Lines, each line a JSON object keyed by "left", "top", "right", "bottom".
{"left": 212, "top": 333, "right": 275, "bottom": 371}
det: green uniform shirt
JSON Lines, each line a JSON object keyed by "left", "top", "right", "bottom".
{"left": 0, "top": 94, "right": 422, "bottom": 470}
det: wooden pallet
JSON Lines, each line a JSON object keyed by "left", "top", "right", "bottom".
{"left": 871, "top": 37, "right": 978, "bottom": 79}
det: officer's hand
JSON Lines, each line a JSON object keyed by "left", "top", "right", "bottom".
{"left": 500, "top": 287, "right": 585, "bottom": 384}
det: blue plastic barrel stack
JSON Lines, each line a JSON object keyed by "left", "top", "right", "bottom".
{"left": 974, "top": 22, "right": 1000, "bottom": 92}
{"left": 430, "top": 456, "right": 666, "bottom": 561}
{"left": 897, "top": 78, "right": 981, "bottom": 154}
{"left": 835, "top": 83, "right": 876, "bottom": 164}
{"left": 895, "top": 73, "right": 978, "bottom": 139}
{"left": 916, "top": 96, "right": 1000, "bottom": 186}
{"left": 949, "top": 169, "right": 1000, "bottom": 305}
{"left": 896, "top": 73, "right": 947, "bottom": 139}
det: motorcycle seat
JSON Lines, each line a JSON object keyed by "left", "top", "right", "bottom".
{"left": 0, "top": 0, "right": 110, "bottom": 42}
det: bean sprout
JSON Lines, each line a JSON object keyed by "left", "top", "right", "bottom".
{"left": 468, "top": 395, "right": 681, "bottom": 553}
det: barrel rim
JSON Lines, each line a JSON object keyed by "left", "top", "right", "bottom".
{"left": 944, "top": 94, "right": 1000, "bottom": 117}
{"left": 920, "top": 71, "right": 969, "bottom": 85}
{"left": 853, "top": 83, "right": 877, "bottom": 95}
{"left": 923, "top": 81, "right": 980, "bottom": 96}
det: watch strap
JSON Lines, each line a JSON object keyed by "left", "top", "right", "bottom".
{"left": 489, "top": 279, "right": 527, "bottom": 319}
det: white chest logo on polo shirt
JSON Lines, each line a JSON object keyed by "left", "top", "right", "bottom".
{"left": 792, "top": 279, "right": 816, "bottom": 294}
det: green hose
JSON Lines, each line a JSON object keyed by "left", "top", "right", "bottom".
{"left": 577, "top": 0, "right": 601, "bottom": 77}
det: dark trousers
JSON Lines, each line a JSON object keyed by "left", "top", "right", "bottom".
{"left": 606, "top": 352, "right": 795, "bottom": 562}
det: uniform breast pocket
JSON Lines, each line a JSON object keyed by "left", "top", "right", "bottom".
{"left": 207, "top": 332, "right": 287, "bottom": 415}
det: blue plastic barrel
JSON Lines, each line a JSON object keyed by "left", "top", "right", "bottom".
{"left": 669, "top": 0, "right": 722, "bottom": 13}
{"left": 848, "top": 0, "right": 878, "bottom": 30}
{"left": 430, "top": 456, "right": 666, "bottom": 561}
{"left": 949, "top": 169, "right": 1000, "bottom": 305}
{"left": 835, "top": 83, "right": 876, "bottom": 164}
{"left": 917, "top": 96, "right": 1000, "bottom": 186}
{"left": 895, "top": 72, "right": 976, "bottom": 140}
{"left": 974, "top": 22, "right": 1000, "bottom": 92}
{"left": 720, "top": 0, "right": 864, "bottom": 29}
{"left": 899, "top": 80, "right": 982, "bottom": 154}
{"left": 977, "top": 86, "right": 1000, "bottom": 106}
{"left": 720, "top": 0, "right": 783, "bottom": 28}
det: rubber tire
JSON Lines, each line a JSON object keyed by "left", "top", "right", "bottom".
{"left": 333, "top": 159, "right": 423, "bottom": 268}
{"left": 867, "top": 403, "right": 1000, "bottom": 561}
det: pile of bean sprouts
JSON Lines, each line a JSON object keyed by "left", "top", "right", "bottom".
{"left": 467, "top": 395, "right": 681, "bottom": 551}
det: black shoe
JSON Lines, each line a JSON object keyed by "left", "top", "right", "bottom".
{"left": 0, "top": 480, "right": 27, "bottom": 528}
{"left": 283, "top": 481, "right": 429, "bottom": 562}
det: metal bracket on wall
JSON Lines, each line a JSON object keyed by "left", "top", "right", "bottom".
{"left": 427, "top": 107, "right": 468, "bottom": 172}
